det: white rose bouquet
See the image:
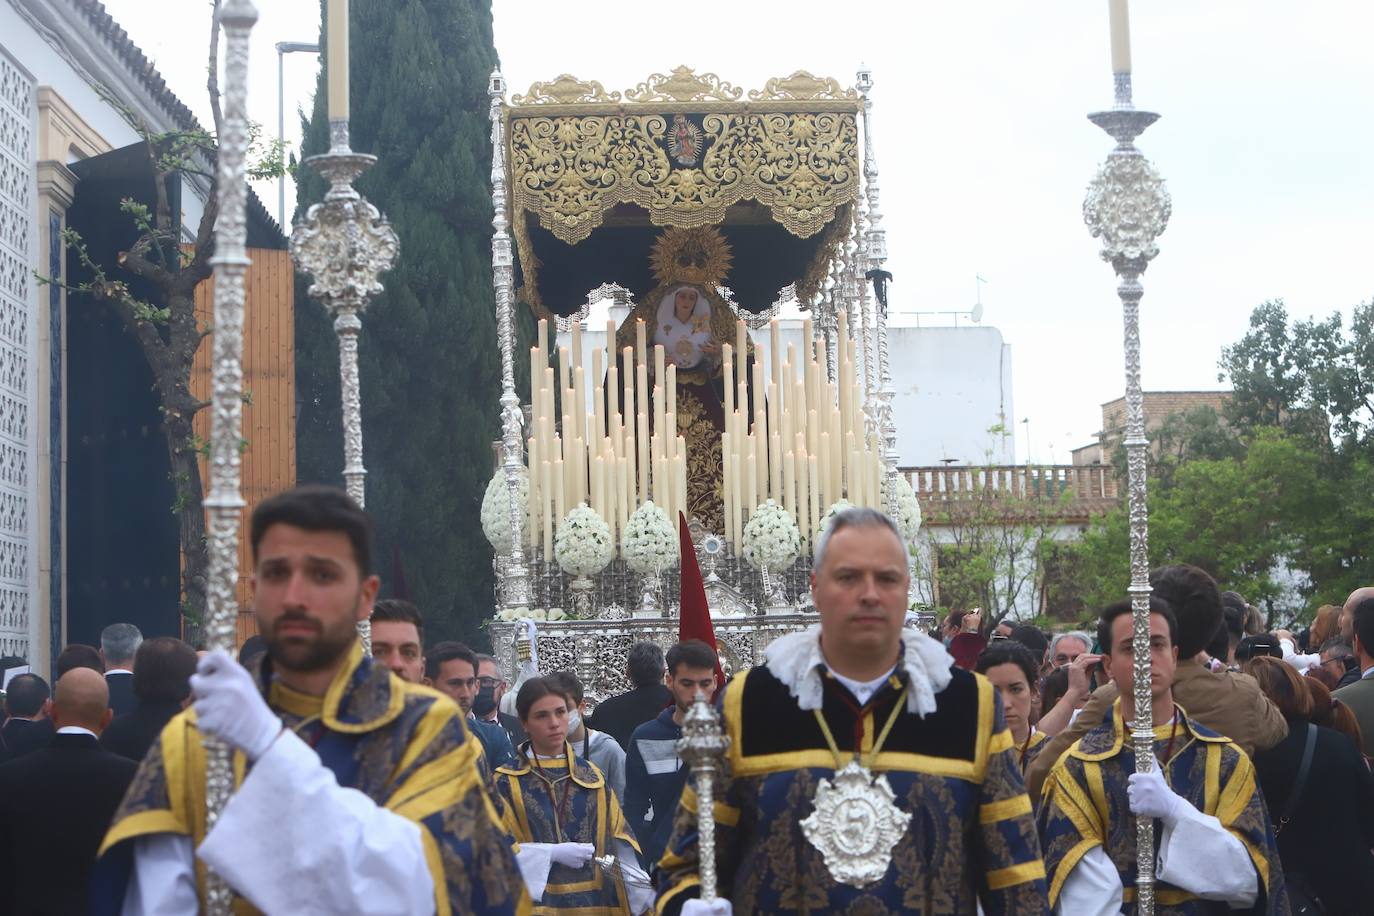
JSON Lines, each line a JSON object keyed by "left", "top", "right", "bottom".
{"left": 622, "top": 501, "right": 676, "bottom": 575}
{"left": 886, "top": 473, "right": 923, "bottom": 544}
{"left": 814, "top": 499, "right": 853, "bottom": 546}
{"left": 494, "top": 607, "right": 568, "bottom": 622}
{"left": 555, "top": 503, "right": 614, "bottom": 577}
{"left": 742, "top": 500, "right": 801, "bottom": 572}
{"left": 480, "top": 468, "right": 529, "bottom": 553}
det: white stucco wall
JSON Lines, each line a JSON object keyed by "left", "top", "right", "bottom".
{"left": 1, "top": 0, "right": 209, "bottom": 231}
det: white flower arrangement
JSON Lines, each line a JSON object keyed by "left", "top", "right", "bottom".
{"left": 555, "top": 503, "right": 614, "bottom": 577}
{"left": 480, "top": 468, "right": 529, "bottom": 553}
{"left": 622, "top": 501, "right": 676, "bottom": 575}
{"left": 888, "top": 473, "right": 923, "bottom": 544}
{"left": 742, "top": 500, "right": 801, "bottom": 572}
{"left": 814, "top": 499, "right": 853, "bottom": 546}
{"left": 494, "top": 607, "right": 568, "bottom": 622}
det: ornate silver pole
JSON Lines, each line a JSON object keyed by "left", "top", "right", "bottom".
{"left": 677, "top": 692, "right": 730, "bottom": 902}
{"left": 488, "top": 70, "right": 532, "bottom": 613}
{"left": 202, "top": 2, "right": 256, "bottom": 911}
{"left": 855, "top": 67, "right": 899, "bottom": 519}
{"left": 289, "top": 81, "right": 399, "bottom": 657}
{"left": 1083, "top": 69, "right": 1170, "bottom": 915}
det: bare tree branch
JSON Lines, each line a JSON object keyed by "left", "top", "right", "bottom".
{"left": 207, "top": 0, "right": 224, "bottom": 139}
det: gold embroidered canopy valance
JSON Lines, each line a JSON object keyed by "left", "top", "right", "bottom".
{"left": 504, "top": 68, "right": 863, "bottom": 316}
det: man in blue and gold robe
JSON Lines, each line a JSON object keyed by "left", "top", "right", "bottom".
{"left": 95, "top": 486, "right": 528, "bottom": 915}
{"left": 1038, "top": 597, "right": 1287, "bottom": 914}
{"left": 656, "top": 508, "right": 1049, "bottom": 915}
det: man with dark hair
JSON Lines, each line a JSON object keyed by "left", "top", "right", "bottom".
{"left": 1334, "top": 596, "right": 1374, "bottom": 757}
{"left": 1026, "top": 564, "right": 1287, "bottom": 801}
{"left": 587, "top": 641, "right": 672, "bottom": 750}
{"left": 625, "top": 639, "right": 718, "bottom": 869}
{"left": 1205, "top": 593, "right": 1247, "bottom": 668}
{"left": 56, "top": 643, "right": 104, "bottom": 678}
{"left": 475, "top": 652, "right": 526, "bottom": 745}
{"left": 370, "top": 598, "right": 425, "bottom": 684}
{"left": 548, "top": 669, "right": 627, "bottom": 799}
{"left": 0, "top": 673, "right": 52, "bottom": 762}
{"left": 0, "top": 668, "right": 136, "bottom": 912}
{"left": 0, "top": 667, "right": 137, "bottom": 915}
{"left": 101, "top": 637, "right": 198, "bottom": 762}
{"left": 98, "top": 484, "right": 526, "bottom": 913}
{"left": 426, "top": 640, "right": 518, "bottom": 770}
{"left": 1040, "top": 598, "right": 1286, "bottom": 913}
{"left": 1316, "top": 637, "right": 1358, "bottom": 688}
{"left": 659, "top": 508, "right": 1047, "bottom": 913}
{"left": 100, "top": 623, "right": 143, "bottom": 718}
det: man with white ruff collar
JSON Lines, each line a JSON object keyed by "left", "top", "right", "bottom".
{"left": 656, "top": 507, "right": 1050, "bottom": 915}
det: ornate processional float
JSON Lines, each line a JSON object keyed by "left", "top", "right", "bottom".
{"left": 482, "top": 66, "right": 924, "bottom": 698}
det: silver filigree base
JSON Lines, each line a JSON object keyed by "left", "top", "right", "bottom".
{"left": 568, "top": 574, "right": 596, "bottom": 619}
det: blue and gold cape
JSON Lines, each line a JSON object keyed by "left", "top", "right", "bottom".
{"left": 1037, "top": 701, "right": 1288, "bottom": 915}
{"left": 656, "top": 661, "right": 1049, "bottom": 914}
{"left": 96, "top": 643, "right": 529, "bottom": 915}
{"left": 495, "top": 743, "right": 641, "bottom": 914}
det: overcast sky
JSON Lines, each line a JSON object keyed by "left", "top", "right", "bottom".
{"left": 100, "top": 0, "right": 1374, "bottom": 464}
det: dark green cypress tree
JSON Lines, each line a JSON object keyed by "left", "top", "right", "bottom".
{"left": 296, "top": 0, "right": 506, "bottom": 645}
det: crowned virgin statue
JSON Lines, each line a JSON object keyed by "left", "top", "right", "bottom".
{"left": 614, "top": 228, "right": 757, "bottom": 534}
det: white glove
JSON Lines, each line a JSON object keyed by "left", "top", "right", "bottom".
{"left": 682, "top": 899, "right": 733, "bottom": 916}
{"left": 549, "top": 842, "right": 594, "bottom": 868}
{"left": 190, "top": 648, "right": 283, "bottom": 762}
{"left": 1127, "top": 764, "right": 1187, "bottom": 825}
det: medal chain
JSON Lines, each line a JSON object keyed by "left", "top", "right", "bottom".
{"left": 812, "top": 682, "right": 907, "bottom": 771}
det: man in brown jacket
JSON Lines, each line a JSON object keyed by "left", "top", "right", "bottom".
{"left": 1026, "top": 565, "right": 1287, "bottom": 801}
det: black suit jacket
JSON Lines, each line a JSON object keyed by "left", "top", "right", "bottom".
{"left": 0, "top": 717, "right": 53, "bottom": 762}
{"left": 101, "top": 698, "right": 182, "bottom": 763}
{"left": 587, "top": 683, "right": 672, "bottom": 750}
{"left": 0, "top": 732, "right": 138, "bottom": 915}
{"left": 104, "top": 671, "right": 135, "bottom": 718}
{"left": 1253, "top": 719, "right": 1374, "bottom": 913}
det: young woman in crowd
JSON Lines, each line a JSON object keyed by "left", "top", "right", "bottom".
{"left": 493, "top": 676, "right": 650, "bottom": 915}
{"left": 974, "top": 641, "right": 1047, "bottom": 774}
{"left": 1244, "top": 656, "right": 1374, "bottom": 913}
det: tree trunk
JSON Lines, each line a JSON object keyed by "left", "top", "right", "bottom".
{"left": 163, "top": 406, "right": 209, "bottom": 621}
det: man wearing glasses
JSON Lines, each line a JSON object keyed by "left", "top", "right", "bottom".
{"left": 426, "top": 642, "right": 518, "bottom": 770}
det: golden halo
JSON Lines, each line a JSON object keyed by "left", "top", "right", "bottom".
{"left": 649, "top": 226, "right": 733, "bottom": 288}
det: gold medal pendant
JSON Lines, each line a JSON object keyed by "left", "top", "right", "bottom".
{"left": 801, "top": 759, "right": 912, "bottom": 888}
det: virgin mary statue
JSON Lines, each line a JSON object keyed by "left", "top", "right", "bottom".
{"left": 613, "top": 228, "right": 757, "bottom": 534}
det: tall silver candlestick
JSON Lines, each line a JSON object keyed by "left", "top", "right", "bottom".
{"left": 1083, "top": 70, "right": 1171, "bottom": 915}
{"left": 203, "top": 3, "right": 256, "bottom": 911}
{"left": 487, "top": 69, "right": 533, "bottom": 612}
{"left": 677, "top": 692, "right": 730, "bottom": 901}
{"left": 290, "top": 108, "right": 399, "bottom": 656}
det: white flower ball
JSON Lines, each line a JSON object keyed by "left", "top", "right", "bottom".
{"left": 813, "top": 499, "right": 853, "bottom": 546}
{"left": 480, "top": 468, "right": 529, "bottom": 552}
{"left": 742, "top": 499, "right": 801, "bottom": 572}
{"left": 623, "top": 501, "right": 676, "bottom": 575}
{"left": 555, "top": 503, "right": 614, "bottom": 577}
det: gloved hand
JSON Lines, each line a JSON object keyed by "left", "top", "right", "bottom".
{"left": 549, "top": 842, "right": 594, "bottom": 868}
{"left": 681, "top": 899, "right": 733, "bottom": 916}
{"left": 191, "top": 648, "right": 283, "bottom": 762}
{"left": 1127, "top": 764, "right": 1187, "bottom": 825}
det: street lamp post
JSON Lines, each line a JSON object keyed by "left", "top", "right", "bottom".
{"left": 274, "top": 41, "right": 319, "bottom": 228}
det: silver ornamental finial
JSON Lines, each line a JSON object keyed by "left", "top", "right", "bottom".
{"left": 677, "top": 692, "right": 730, "bottom": 902}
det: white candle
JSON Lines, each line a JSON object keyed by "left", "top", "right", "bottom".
{"left": 1109, "top": 0, "right": 1131, "bottom": 74}
{"left": 722, "top": 344, "right": 734, "bottom": 418}
{"left": 326, "top": 0, "right": 349, "bottom": 120}
{"left": 541, "top": 459, "right": 553, "bottom": 556}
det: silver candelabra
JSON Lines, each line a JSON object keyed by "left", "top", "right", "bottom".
{"left": 203, "top": 3, "right": 256, "bottom": 911}
{"left": 487, "top": 69, "right": 534, "bottom": 614}
{"left": 1083, "top": 70, "right": 1171, "bottom": 915}
{"left": 289, "top": 106, "right": 399, "bottom": 656}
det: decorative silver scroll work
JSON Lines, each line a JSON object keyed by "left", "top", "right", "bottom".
{"left": 289, "top": 106, "right": 399, "bottom": 657}
{"left": 203, "top": 1, "right": 256, "bottom": 912}
{"left": 677, "top": 693, "right": 731, "bottom": 901}
{"left": 1083, "top": 69, "right": 1171, "bottom": 916}
{"left": 802, "top": 759, "right": 911, "bottom": 888}
{"left": 488, "top": 69, "right": 533, "bottom": 614}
